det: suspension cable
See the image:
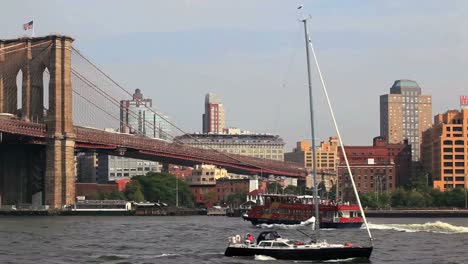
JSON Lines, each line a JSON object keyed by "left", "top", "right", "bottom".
{"left": 71, "top": 69, "right": 178, "bottom": 142}
{"left": 70, "top": 47, "right": 268, "bottom": 170}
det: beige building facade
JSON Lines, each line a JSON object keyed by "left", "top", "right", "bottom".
{"left": 380, "top": 79, "right": 432, "bottom": 161}
{"left": 175, "top": 134, "right": 285, "bottom": 161}
{"left": 284, "top": 137, "right": 339, "bottom": 171}
{"left": 186, "top": 164, "right": 228, "bottom": 185}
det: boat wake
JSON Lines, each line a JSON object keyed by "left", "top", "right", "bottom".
{"left": 255, "top": 255, "right": 277, "bottom": 261}
{"left": 367, "top": 221, "right": 468, "bottom": 234}
{"left": 323, "top": 257, "right": 357, "bottom": 262}
{"left": 154, "top": 253, "right": 181, "bottom": 258}
{"left": 256, "top": 217, "right": 316, "bottom": 229}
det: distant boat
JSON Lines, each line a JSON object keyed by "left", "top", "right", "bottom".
{"left": 207, "top": 206, "right": 227, "bottom": 216}
{"left": 242, "top": 194, "right": 363, "bottom": 228}
{"left": 224, "top": 15, "right": 373, "bottom": 261}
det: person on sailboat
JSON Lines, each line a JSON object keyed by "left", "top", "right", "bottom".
{"left": 246, "top": 233, "right": 254, "bottom": 244}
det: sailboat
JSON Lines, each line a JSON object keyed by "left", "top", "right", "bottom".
{"left": 224, "top": 16, "right": 373, "bottom": 261}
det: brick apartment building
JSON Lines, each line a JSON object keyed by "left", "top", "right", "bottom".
{"left": 337, "top": 136, "right": 411, "bottom": 201}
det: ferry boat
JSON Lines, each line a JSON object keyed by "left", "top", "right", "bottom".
{"left": 242, "top": 194, "right": 363, "bottom": 228}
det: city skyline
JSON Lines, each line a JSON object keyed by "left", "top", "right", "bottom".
{"left": 1, "top": 1, "right": 467, "bottom": 149}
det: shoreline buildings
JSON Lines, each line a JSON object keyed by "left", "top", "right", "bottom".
{"left": 98, "top": 89, "right": 171, "bottom": 182}
{"left": 176, "top": 92, "right": 285, "bottom": 161}
{"left": 421, "top": 105, "right": 468, "bottom": 191}
{"left": 380, "top": 80, "right": 432, "bottom": 161}
{"left": 175, "top": 133, "right": 285, "bottom": 161}
{"left": 284, "top": 138, "right": 339, "bottom": 190}
{"left": 284, "top": 138, "right": 339, "bottom": 171}
{"left": 77, "top": 89, "right": 172, "bottom": 183}
{"left": 337, "top": 137, "right": 411, "bottom": 201}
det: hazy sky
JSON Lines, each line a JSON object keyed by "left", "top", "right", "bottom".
{"left": 2, "top": 1, "right": 467, "bottom": 150}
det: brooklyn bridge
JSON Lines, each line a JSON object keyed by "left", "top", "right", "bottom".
{"left": 0, "top": 35, "right": 306, "bottom": 209}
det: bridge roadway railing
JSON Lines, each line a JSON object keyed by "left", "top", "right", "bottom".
{"left": 0, "top": 119, "right": 47, "bottom": 138}
{"left": 0, "top": 119, "right": 305, "bottom": 177}
{"left": 74, "top": 126, "right": 305, "bottom": 177}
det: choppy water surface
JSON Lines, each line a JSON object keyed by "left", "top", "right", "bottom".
{"left": 0, "top": 216, "right": 467, "bottom": 263}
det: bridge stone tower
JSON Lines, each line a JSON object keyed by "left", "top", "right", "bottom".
{"left": 0, "top": 35, "right": 75, "bottom": 208}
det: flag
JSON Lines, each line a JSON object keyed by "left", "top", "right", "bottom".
{"left": 23, "top": 20, "right": 33, "bottom": 31}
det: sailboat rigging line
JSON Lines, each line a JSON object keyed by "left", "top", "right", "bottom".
{"left": 306, "top": 19, "right": 373, "bottom": 245}
{"left": 296, "top": 228, "right": 316, "bottom": 242}
{"left": 301, "top": 18, "right": 320, "bottom": 241}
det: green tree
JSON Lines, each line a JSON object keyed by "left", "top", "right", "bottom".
{"left": 445, "top": 188, "right": 465, "bottom": 207}
{"left": 391, "top": 188, "right": 408, "bottom": 207}
{"left": 406, "top": 191, "right": 426, "bottom": 207}
{"left": 360, "top": 192, "right": 378, "bottom": 208}
{"left": 129, "top": 172, "right": 194, "bottom": 207}
{"left": 428, "top": 188, "right": 444, "bottom": 207}
{"left": 226, "top": 192, "right": 247, "bottom": 208}
{"left": 124, "top": 180, "right": 145, "bottom": 202}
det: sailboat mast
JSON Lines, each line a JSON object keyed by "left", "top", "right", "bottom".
{"left": 302, "top": 18, "right": 320, "bottom": 240}
{"left": 306, "top": 25, "right": 374, "bottom": 245}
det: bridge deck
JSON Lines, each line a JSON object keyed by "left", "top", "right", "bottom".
{"left": 0, "top": 119, "right": 305, "bottom": 177}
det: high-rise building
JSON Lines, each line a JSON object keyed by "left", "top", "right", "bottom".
{"left": 380, "top": 79, "right": 432, "bottom": 161}
{"left": 95, "top": 89, "right": 171, "bottom": 183}
{"left": 202, "top": 93, "right": 225, "bottom": 134}
{"left": 421, "top": 108, "right": 468, "bottom": 191}
{"left": 120, "top": 89, "right": 171, "bottom": 139}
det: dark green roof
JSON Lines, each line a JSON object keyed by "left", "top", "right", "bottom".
{"left": 391, "top": 79, "right": 420, "bottom": 89}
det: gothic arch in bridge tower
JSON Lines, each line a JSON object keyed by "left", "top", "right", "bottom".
{"left": 16, "top": 69, "right": 22, "bottom": 113}
{"left": 0, "top": 35, "right": 76, "bottom": 209}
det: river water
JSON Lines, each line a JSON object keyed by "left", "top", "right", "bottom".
{"left": 0, "top": 216, "right": 467, "bottom": 263}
